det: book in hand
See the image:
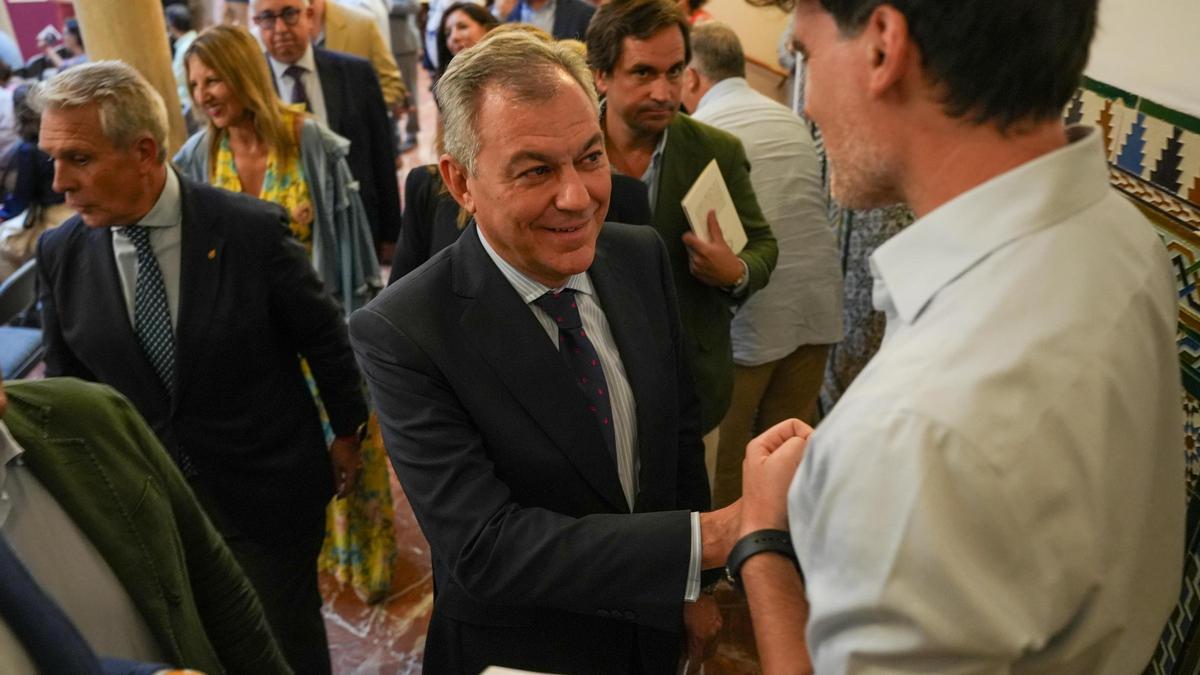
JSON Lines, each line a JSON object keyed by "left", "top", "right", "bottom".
{"left": 680, "top": 159, "right": 747, "bottom": 254}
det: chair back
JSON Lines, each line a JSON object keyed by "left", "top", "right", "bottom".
{"left": 0, "top": 258, "right": 37, "bottom": 324}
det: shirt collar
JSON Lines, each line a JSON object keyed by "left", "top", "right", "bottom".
{"left": 0, "top": 419, "right": 25, "bottom": 524}
{"left": 694, "top": 77, "right": 748, "bottom": 114}
{"left": 643, "top": 126, "right": 669, "bottom": 183}
{"left": 870, "top": 126, "right": 1109, "bottom": 324}
{"left": 475, "top": 225, "right": 593, "bottom": 303}
{"left": 269, "top": 44, "right": 318, "bottom": 81}
{"left": 133, "top": 168, "right": 182, "bottom": 229}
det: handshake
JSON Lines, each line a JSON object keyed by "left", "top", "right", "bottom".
{"left": 683, "top": 419, "right": 814, "bottom": 673}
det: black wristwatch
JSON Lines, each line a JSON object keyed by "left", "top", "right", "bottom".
{"left": 725, "top": 529, "right": 802, "bottom": 592}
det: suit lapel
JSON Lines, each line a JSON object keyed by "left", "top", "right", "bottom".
{"left": 587, "top": 237, "right": 666, "bottom": 512}
{"left": 313, "top": 49, "right": 344, "bottom": 134}
{"left": 173, "top": 179, "right": 224, "bottom": 412}
{"left": 454, "top": 225, "right": 629, "bottom": 513}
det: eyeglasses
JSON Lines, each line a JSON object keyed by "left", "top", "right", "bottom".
{"left": 252, "top": 6, "right": 303, "bottom": 29}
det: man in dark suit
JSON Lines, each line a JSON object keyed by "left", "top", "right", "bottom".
{"left": 588, "top": 0, "right": 778, "bottom": 437}
{"left": 33, "top": 61, "right": 367, "bottom": 675}
{"left": 498, "top": 0, "right": 595, "bottom": 40}
{"left": 351, "top": 32, "right": 741, "bottom": 674}
{"left": 253, "top": 0, "right": 402, "bottom": 248}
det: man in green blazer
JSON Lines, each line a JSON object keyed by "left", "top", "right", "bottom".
{"left": 0, "top": 376, "right": 289, "bottom": 674}
{"left": 587, "top": 0, "right": 779, "bottom": 434}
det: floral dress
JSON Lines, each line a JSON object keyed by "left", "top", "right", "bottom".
{"left": 212, "top": 111, "right": 397, "bottom": 602}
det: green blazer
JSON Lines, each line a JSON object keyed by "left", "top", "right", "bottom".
{"left": 3, "top": 378, "right": 290, "bottom": 675}
{"left": 653, "top": 113, "right": 778, "bottom": 432}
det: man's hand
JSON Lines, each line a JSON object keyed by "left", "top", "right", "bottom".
{"left": 682, "top": 594, "right": 723, "bottom": 673}
{"left": 329, "top": 435, "right": 363, "bottom": 498}
{"left": 681, "top": 210, "right": 744, "bottom": 288}
{"left": 741, "top": 419, "right": 812, "bottom": 535}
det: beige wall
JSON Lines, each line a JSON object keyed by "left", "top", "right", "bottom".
{"left": 704, "top": 0, "right": 792, "bottom": 72}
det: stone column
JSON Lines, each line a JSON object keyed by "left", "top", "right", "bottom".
{"left": 0, "top": 3, "right": 15, "bottom": 45}
{"left": 71, "top": 0, "right": 188, "bottom": 153}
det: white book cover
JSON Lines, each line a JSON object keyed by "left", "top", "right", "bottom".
{"left": 680, "top": 159, "right": 747, "bottom": 254}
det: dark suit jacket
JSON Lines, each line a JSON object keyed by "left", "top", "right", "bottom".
{"left": 4, "top": 378, "right": 289, "bottom": 674}
{"left": 388, "top": 166, "right": 653, "bottom": 284}
{"left": 36, "top": 176, "right": 368, "bottom": 543}
{"left": 312, "top": 46, "right": 402, "bottom": 245}
{"left": 352, "top": 222, "right": 709, "bottom": 673}
{"left": 653, "top": 113, "right": 778, "bottom": 432}
{"left": 505, "top": 0, "right": 594, "bottom": 40}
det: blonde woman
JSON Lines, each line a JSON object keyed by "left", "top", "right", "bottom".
{"left": 175, "top": 24, "right": 395, "bottom": 603}
{"left": 174, "top": 24, "right": 380, "bottom": 312}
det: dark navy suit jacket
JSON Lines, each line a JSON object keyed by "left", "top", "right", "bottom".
{"left": 352, "top": 222, "right": 709, "bottom": 673}
{"left": 312, "top": 46, "right": 402, "bottom": 245}
{"left": 36, "top": 177, "right": 368, "bottom": 543}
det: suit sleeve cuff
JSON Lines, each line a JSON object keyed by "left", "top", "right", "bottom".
{"left": 685, "top": 511, "right": 701, "bottom": 602}
{"left": 727, "top": 258, "right": 751, "bottom": 298}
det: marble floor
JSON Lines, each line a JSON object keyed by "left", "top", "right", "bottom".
{"left": 319, "top": 68, "right": 763, "bottom": 675}
{"left": 319, "top": 466, "right": 762, "bottom": 675}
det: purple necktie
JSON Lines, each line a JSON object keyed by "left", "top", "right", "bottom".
{"left": 533, "top": 289, "right": 616, "bottom": 460}
{"left": 284, "top": 64, "right": 310, "bottom": 111}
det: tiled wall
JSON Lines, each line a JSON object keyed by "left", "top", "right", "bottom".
{"left": 1073, "top": 77, "right": 1200, "bottom": 675}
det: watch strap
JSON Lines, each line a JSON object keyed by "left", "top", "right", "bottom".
{"left": 725, "top": 529, "right": 801, "bottom": 592}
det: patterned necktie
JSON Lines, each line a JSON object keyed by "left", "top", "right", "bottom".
{"left": 283, "top": 64, "right": 310, "bottom": 111}
{"left": 126, "top": 226, "right": 196, "bottom": 477}
{"left": 126, "top": 226, "right": 177, "bottom": 397}
{"left": 533, "top": 289, "right": 617, "bottom": 461}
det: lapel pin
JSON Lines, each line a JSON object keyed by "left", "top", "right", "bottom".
{"left": 207, "top": 249, "right": 216, "bottom": 260}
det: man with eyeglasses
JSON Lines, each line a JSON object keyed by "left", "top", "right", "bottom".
{"left": 253, "top": 0, "right": 403, "bottom": 253}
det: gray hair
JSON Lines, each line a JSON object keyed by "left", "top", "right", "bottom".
{"left": 435, "top": 31, "right": 599, "bottom": 176}
{"left": 29, "top": 60, "right": 170, "bottom": 163}
{"left": 690, "top": 22, "right": 745, "bottom": 83}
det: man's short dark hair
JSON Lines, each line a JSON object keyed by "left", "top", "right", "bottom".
{"left": 165, "top": 5, "right": 194, "bottom": 33}
{"left": 585, "top": 0, "right": 691, "bottom": 75}
{"left": 690, "top": 22, "right": 745, "bottom": 82}
{"left": 750, "top": 0, "right": 1099, "bottom": 130}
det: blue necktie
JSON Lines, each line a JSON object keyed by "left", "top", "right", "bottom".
{"left": 533, "top": 289, "right": 617, "bottom": 461}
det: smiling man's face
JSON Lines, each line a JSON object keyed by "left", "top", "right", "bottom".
{"left": 449, "top": 71, "right": 612, "bottom": 288}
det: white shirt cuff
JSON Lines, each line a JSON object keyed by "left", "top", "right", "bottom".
{"left": 685, "top": 511, "right": 701, "bottom": 602}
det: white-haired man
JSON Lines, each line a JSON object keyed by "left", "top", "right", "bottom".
{"left": 35, "top": 60, "right": 367, "bottom": 675}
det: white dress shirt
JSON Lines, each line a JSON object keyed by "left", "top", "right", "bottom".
{"left": 788, "top": 126, "right": 1184, "bottom": 673}
{"left": 268, "top": 45, "right": 330, "bottom": 126}
{"left": 111, "top": 168, "right": 183, "bottom": 330}
{"left": 0, "top": 422, "right": 162, "bottom": 663}
{"left": 691, "top": 77, "right": 843, "bottom": 365}
{"left": 477, "top": 226, "right": 704, "bottom": 601}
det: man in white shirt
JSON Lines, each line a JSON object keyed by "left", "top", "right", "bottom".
{"left": 733, "top": 1, "right": 1185, "bottom": 673}
{"left": 682, "top": 22, "right": 842, "bottom": 509}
